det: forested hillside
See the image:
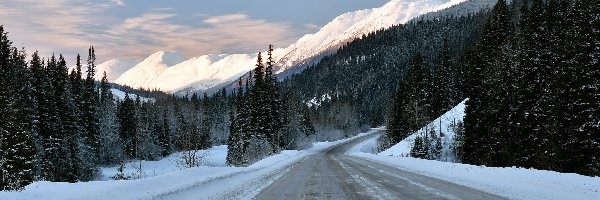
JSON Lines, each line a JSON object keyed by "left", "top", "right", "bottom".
{"left": 285, "top": 10, "right": 488, "bottom": 128}
{"left": 384, "top": 0, "right": 599, "bottom": 176}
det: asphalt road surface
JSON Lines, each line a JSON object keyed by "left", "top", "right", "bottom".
{"left": 254, "top": 133, "right": 507, "bottom": 200}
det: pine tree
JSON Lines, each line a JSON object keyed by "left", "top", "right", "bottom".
{"left": 0, "top": 27, "right": 36, "bottom": 190}
{"left": 300, "top": 106, "right": 315, "bottom": 138}
{"left": 83, "top": 47, "right": 100, "bottom": 165}
{"left": 251, "top": 52, "right": 266, "bottom": 140}
{"left": 227, "top": 79, "right": 250, "bottom": 166}
{"left": 431, "top": 38, "right": 453, "bottom": 117}
{"left": 264, "top": 45, "right": 283, "bottom": 153}
{"left": 463, "top": 0, "right": 512, "bottom": 166}
{"left": 118, "top": 93, "right": 138, "bottom": 159}
{"left": 410, "top": 136, "right": 426, "bottom": 159}
{"left": 566, "top": 0, "right": 600, "bottom": 175}
{"left": 386, "top": 79, "right": 410, "bottom": 146}
{"left": 405, "top": 53, "right": 430, "bottom": 131}
{"left": 158, "top": 111, "right": 171, "bottom": 157}
{"left": 98, "top": 72, "right": 124, "bottom": 165}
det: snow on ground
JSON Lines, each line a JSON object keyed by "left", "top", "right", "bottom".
{"left": 0, "top": 132, "right": 374, "bottom": 200}
{"left": 99, "top": 145, "right": 228, "bottom": 181}
{"left": 109, "top": 88, "right": 154, "bottom": 102}
{"left": 380, "top": 99, "right": 467, "bottom": 162}
{"left": 348, "top": 130, "right": 600, "bottom": 200}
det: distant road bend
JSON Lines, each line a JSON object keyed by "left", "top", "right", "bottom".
{"left": 254, "top": 132, "right": 506, "bottom": 200}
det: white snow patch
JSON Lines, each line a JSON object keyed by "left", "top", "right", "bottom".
{"left": 109, "top": 88, "right": 154, "bottom": 102}
{"left": 380, "top": 99, "right": 467, "bottom": 161}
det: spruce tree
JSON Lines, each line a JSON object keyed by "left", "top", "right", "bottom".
{"left": 0, "top": 27, "right": 36, "bottom": 190}
{"left": 118, "top": 93, "right": 138, "bottom": 158}
{"left": 264, "top": 45, "right": 283, "bottom": 152}
{"left": 83, "top": 47, "right": 100, "bottom": 164}
{"left": 98, "top": 72, "right": 123, "bottom": 165}
{"left": 227, "top": 79, "right": 250, "bottom": 166}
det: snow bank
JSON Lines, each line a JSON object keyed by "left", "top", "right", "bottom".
{"left": 99, "top": 145, "right": 228, "bottom": 181}
{"left": 349, "top": 121, "right": 600, "bottom": 200}
{"left": 380, "top": 99, "right": 467, "bottom": 161}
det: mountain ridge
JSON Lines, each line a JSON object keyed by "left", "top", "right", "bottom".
{"left": 107, "top": 0, "right": 471, "bottom": 93}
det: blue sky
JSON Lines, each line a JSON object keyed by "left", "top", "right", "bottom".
{"left": 0, "top": 0, "right": 386, "bottom": 64}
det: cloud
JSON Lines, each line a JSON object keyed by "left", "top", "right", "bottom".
{"left": 0, "top": 0, "right": 123, "bottom": 62}
{"left": 304, "top": 23, "right": 320, "bottom": 30}
{"left": 0, "top": 0, "right": 298, "bottom": 64}
{"left": 111, "top": 0, "right": 125, "bottom": 6}
{"left": 103, "top": 12, "right": 297, "bottom": 60}
{"left": 203, "top": 13, "right": 249, "bottom": 24}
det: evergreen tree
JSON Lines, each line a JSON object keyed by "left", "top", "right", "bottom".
{"left": 118, "top": 93, "right": 138, "bottom": 158}
{"left": 83, "top": 47, "right": 100, "bottom": 165}
{"left": 158, "top": 111, "right": 171, "bottom": 157}
{"left": 405, "top": 53, "right": 430, "bottom": 131}
{"left": 385, "top": 79, "right": 410, "bottom": 147}
{"left": 410, "top": 136, "right": 426, "bottom": 159}
{"left": 98, "top": 72, "right": 123, "bottom": 165}
{"left": 251, "top": 52, "right": 266, "bottom": 140}
{"left": 431, "top": 38, "right": 454, "bottom": 117}
{"left": 227, "top": 79, "right": 250, "bottom": 166}
{"left": 264, "top": 45, "right": 283, "bottom": 152}
{"left": 0, "top": 27, "right": 36, "bottom": 190}
{"left": 463, "top": 0, "right": 512, "bottom": 166}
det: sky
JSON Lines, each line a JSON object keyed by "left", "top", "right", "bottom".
{"left": 0, "top": 0, "right": 387, "bottom": 64}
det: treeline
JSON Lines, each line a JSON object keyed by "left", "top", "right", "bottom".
{"left": 460, "top": 0, "right": 599, "bottom": 176}
{"left": 227, "top": 45, "right": 315, "bottom": 166}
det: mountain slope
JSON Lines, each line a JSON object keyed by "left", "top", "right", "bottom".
{"left": 114, "top": 51, "right": 186, "bottom": 89}
{"left": 68, "top": 59, "right": 137, "bottom": 82}
{"left": 150, "top": 51, "right": 282, "bottom": 93}
{"left": 110, "top": 0, "right": 472, "bottom": 93}
{"left": 274, "top": 0, "right": 469, "bottom": 75}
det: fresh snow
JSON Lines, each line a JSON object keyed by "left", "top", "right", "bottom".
{"left": 380, "top": 99, "right": 467, "bottom": 162}
{"left": 0, "top": 132, "right": 373, "bottom": 200}
{"left": 109, "top": 88, "right": 154, "bottom": 102}
{"left": 105, "top": 0, "right": 473, "bottom": 94}
{"left": 306, "top": 93, "right": 332, "bottom": 108}
{"left": 347, "top": 135, "right": 600, "bottom": 200}
{"left": 114, "top": 51, "right": 187, "bottom": 89}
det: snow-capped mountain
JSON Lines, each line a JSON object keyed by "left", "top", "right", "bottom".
{"left": 68, "top": 59, "right": 137, "bottom": 82}
{"left": 274, "top": 0, "right": 468, "bottom": 74}
{"left": 114, "top": 51, "right": 186, "bottom": 89}
{"left": 151, "top": 50, "right": 283, "bottom": 93}
{"left": 109, "top": 0, "right": 471, "bottom": 93}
